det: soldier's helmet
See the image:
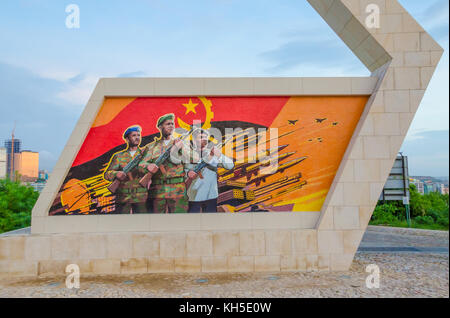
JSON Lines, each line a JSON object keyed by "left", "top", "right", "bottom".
{"left": 156, "top": 113, "right": 175, "bottom": 128}
{"left": 123, "top": 126, "right": 141, "bottom": 140}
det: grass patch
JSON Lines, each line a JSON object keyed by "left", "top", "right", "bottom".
{"left": 369, "top": 219, "right": 449, "bottom": 231}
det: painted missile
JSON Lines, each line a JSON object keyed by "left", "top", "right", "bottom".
{"left": 234, "top": 127, "right": 302, "bottom": 152}
{"left": 235, "top": 180, "right": 307, "bottom": 211}
{"left": 275, "top": 156, "right": 308, "bottom": 173}
{"left": 244, "top": 157, "right": 307, "bottom": 186}
{"left": 219, "top": 151, "right": 297, "bottom": 182}
{"left": 218, "top": 144, "right": 290, "bottom": 177}
{"left": 222, "top": 128, "right": 257, "bottom": 145}
{"left": 245, "top": 151, "right": 296, "bottom": 172}
{"left": 254, "top": 175, "right": 303, "bottom": 197}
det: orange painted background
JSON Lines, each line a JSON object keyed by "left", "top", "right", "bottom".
{"left": 50, "top": 96, "right": 367, "bottom": 215}
{"left": 266, "top": 96, "right": 367, "bottom": 210}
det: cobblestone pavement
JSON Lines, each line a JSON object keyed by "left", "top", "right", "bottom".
{"left": 360, "top": 226, "right": 448, "bottom": 248}
{"left": 0, "top": 226, "right": 448, "bottom": 298}
{"left": 0, "top": 252, "right": 447, "bottom": 298}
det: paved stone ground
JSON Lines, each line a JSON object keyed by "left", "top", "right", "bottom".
{"left": 0, "top": 227, "right": 31, "bottom": 237}
{"left": 0, "top": 226, "right": 448, "bottom": 298}
{"left": 360, "top": 226, "right": 448, "bottom": 249}
{"left": 0, "top": 252, "right": 447, "bottom": 298}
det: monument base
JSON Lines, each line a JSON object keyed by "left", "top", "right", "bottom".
{"left": 0, "top": 229, "right": 359, "bottom": 277}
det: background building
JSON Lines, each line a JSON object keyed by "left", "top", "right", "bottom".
{"left": 2, "top": 137, "right": 41, "bottom": 182}
{"left": 0, "top": 147, "right": 6, "bottom": 179}
{"left": 410, "top": 178, "right": 425, "bottom": 194}
{"left": 411, "top": 176, "right": 448, "bottom": 195}
{"left": 30, "top": 169, "right": 48, "bottom": 193}
{"left": 15, "top": 150, "right": 39, "bottom": 182}
{"left": 4, "top": 138, "right": 21, "bottom": 178}
{"left": 38, "top": 170, "right": 48, "bottom": 181}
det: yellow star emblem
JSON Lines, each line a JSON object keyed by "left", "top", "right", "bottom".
{"left": 182, "top": 99, "right": 198, "bottom": 115}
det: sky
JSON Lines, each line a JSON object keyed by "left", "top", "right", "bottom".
{"left": 0, "top": 0, "right": 448, "bottom": 177}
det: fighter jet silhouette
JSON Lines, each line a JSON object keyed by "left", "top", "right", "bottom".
{"left": 288, "top": 119, "right": 298, "bottom": 125}
{"left": 315, "top": 118, "right": 327, "bottom": 123}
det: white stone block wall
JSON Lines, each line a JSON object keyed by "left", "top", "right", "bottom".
{"left": 0, "top": 0, "right": 442, "bottom": 277}
{"left": 310, "top": 0, "right": 443, "bottom": 271}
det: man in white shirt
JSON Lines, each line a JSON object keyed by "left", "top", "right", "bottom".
{"left": 185, "top": 128, "right": 234, "bottom": 212}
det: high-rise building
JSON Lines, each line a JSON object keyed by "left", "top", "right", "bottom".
{"left": 38, "top": 170, "right": 48, "bottom": 181}
{"left": 4, "top": 138, "right": 21, "bottom": 178}
{"left": 410, "top": 178, "right": 424, "bottom": 194}
{"left": 15, "top": 150, "right": 39, "bottom": 182}
{"left": 0, "top": 147, "right": 6, "bottom": 179}
{"left": 423, "top": 182, "right": 434, "bottom": 194}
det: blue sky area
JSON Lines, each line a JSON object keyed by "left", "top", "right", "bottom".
{"left": 0, "top": 0, "right": 448, "bottom": 176}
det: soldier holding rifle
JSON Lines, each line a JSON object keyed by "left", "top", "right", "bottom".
{"left": 104, "top": 126, "right": 148, "bottom": 214}
{"left": 185, "top": 128, "right": 234, "bottom": 213}
{"left": 139, "top": 114, "right": 192, "bottom": 213}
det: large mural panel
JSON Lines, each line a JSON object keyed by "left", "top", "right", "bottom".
{"left": 49, "top": 96, "right": 367, "bottom": 215}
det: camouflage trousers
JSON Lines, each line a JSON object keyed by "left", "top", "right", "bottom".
{"left": 152, "top": 196, "right": 188, "bottom": 213}
{"left": 114, "top": 202, "right": 148, "bottom": 214}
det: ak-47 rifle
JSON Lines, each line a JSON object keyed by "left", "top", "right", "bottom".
{"left": 185, "top": 138, "right": 230, "bottom": 190}
{"left": 107, "top": 148, "right": 148, "bottom": 193}
{"left": 139, "top": 129, "right": 193, "bottom": 189}
{"left": 185, "top": 159, "right": 209, "bottom": 190}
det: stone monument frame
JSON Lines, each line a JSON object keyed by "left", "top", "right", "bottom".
{"left": 31, "top": 76, "right": 377, "bottom": 234}
{"left": 0, "top": 0, "right": 441, "bottom": 275}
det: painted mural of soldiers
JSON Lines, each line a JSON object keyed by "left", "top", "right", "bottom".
{"left": 185, "top": 128, "right": 234, "bottom": 212}
{"left": 138, "top": 114, "right": 191, "bottom": 213}
{"left": 104, "top": 126, "right": 148, "bottom": 214}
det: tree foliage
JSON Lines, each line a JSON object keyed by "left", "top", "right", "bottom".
{"left": 371, "top": 183, "right": 449, "bottom": 230}
{"left": 0, "top": 178, "right": 39, "bottom": 233}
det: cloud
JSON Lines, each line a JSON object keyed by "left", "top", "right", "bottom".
{"left": 420, "top": 0, "right": 449, "bottom": 42}
{"left": 259, "top": 30, "right": 367, "bottom": 75}
{"left": 38, "top": 150, "right": 58, "bottom": 171}
{"left": 0, "top": 62, "right": 79, "bottom": 172}
{"left": 39, "top": 70, "right": 148, "bottom": 107}
{"left": 0, "top": 62, "right": 151, "bottom": 171}
{"left": 57, "top": 71, "right": 151, "bottom": 105}
{"left": 68, "top": 73, "right": 87, "bottom": 84}
{"left": 38, "top": 70, "right": 80, "bottom": 82}
{"left": 423, "top": 0, "right": 449, "bottom": 26}
{"left": 14, "top": 66, "right": 99, "bottom": 109}
{"left": 55, "top": 73, "right": 99, "bottom": 107}
{"left": 401, "top": 130, "right": 449, "bottom": 177}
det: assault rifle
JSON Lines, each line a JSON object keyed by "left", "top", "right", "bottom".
{"left": 107, "top": 149, "right": 146, "bottom": 193}
{"left": 185, "top": 160, "right": 208, "bottom": 190}
{"left": 139, "top": 129, "right": 193, "bottom": 189}
{"left": 185, "top": 143, "right": 223, "bottom": 190}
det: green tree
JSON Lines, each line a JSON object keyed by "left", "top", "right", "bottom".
{"left": 370, "top": 184, "right": 449, "bottom": 230}
{"left": 409, "top": 184, "right": 431, "bottom": 217}
{"left": 371, "top": 203, "right": 399, "bottom": 224}
{"left": 0, "top": 178, "right": 39, "bottom": 233}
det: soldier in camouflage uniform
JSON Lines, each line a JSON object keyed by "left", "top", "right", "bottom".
{"left": 139, "top": 114, "right": 192, "bottom": 213}
{"left": 104, "top": 126, "right": 148, "bottom": 214}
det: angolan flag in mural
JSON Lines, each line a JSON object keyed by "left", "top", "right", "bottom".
{"left": 49, "top": 96, "right": 367, "bottom": 215}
